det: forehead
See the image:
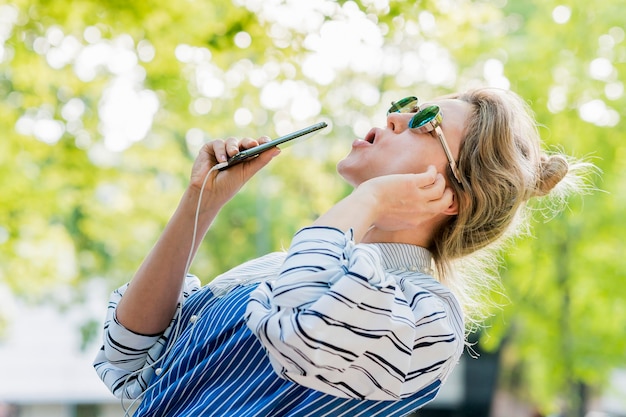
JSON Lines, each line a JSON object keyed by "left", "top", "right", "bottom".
{"left": 421, "top": 98, "right": 471, "bottom": 115}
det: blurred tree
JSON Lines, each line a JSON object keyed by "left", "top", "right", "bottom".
{"left": 0, "top": 0, "right": 624, "bottom": 415}
{"left": 472, "top": 0, "right": 626, "bottom": 416}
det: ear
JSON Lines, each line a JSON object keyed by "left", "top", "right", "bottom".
{"left": 441, "top": 191, "right": 459, "bottom": 216}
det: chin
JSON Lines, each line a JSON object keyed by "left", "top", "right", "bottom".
{"left": 337, "top": 158, "right": 368, "bottom": 188}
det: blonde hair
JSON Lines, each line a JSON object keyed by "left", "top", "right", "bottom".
{"left": 431, "top": 88, "right": 596, "bottom": 328}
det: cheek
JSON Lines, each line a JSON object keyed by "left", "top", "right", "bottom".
{"left": 337, "top": 136, "right": 449, "bottom": 182}
{"left": 390, "top": 142, "right": 445, "bottom": 174}
{"left": 337, "top": 149, "right": 401, "bottom": 186}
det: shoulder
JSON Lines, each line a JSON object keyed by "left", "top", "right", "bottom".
{"left": 218, "top": 252, "right": 287, "bottom": 277}
{"left": 208, "top": 252, "right": 287, "bottom": 297}
{"left": 401, "top": 273, "right": 464, "bottom": 321}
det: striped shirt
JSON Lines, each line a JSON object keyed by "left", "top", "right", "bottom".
{"left": 94, "top": 226, "right": 464, "bottom": 416}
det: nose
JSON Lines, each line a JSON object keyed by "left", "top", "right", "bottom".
{"left": 386, "top": 112, "right": 411, "bottom": 133}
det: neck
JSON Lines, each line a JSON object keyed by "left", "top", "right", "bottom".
{"left": 361, "top": 226, "right": 430, "bottom": 247}
{"left": 361, "top": 214, "right": 449, "bottom": 247}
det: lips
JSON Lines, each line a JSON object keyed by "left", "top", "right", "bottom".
{"left": 351, "top": 128, "right": 377, "bottom": 149}
{"left": 364, "top": 128, "right": 377, "bottom": 144}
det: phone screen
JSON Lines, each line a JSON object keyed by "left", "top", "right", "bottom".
{"left": 217, "top": 121, "right": 328, "bottom": 171}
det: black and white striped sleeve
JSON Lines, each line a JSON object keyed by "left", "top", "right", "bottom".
{"left": 93, "top": 274, "right": 201, "bottom": 399}
{"left": 245, "top": 226, "right": 464, "bottom": 401}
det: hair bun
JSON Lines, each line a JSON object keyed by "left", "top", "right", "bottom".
{"left": 534, "top": 154, "right": 568, "bottom": 197}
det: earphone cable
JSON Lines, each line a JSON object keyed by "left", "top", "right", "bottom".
{"left": 120, "top": 162, "right": 224, "bottom": 415}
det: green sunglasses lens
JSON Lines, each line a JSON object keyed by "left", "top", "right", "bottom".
{"left": 388, "top": 96, "right": 418, "bottom": 114}
{"left": 408, "top": 105, "right": 440, "bottom": 129}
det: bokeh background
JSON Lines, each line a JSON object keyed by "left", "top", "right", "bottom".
{"left": 0, "top": 0, "right": 624, "bottom": 416}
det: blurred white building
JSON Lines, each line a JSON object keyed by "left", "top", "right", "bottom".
{"left": 0, "top": 290, "right": 120, "bottom": 417}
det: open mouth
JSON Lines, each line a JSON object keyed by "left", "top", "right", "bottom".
{"left": 365, "top": 128, "right": 376, "bottom": 144}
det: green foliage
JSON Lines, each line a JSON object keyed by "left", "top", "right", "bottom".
{"left": 1, "top": 0, "right": 624, "bottom": 414}
{"left": 470, "top": 0, "right": 626, "bottom": 413}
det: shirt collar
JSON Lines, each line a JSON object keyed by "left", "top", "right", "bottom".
{"left": 372, "top": 243, "right": 433, "bottom": 274}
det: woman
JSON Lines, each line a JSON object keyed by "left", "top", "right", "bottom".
{"left": 94, "top": 88, "right": 590, "bottom": 416}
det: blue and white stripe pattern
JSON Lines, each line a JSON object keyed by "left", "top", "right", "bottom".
{"left": 94, "top": 226, "right": 464, "bottom": 416}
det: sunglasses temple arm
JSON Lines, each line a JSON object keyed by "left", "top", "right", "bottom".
{"left": 434, "top": 127, "right": 462, "bottom": 183}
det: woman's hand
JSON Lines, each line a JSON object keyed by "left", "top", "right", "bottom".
{"left": 356, "top": 165, "right": 455, "bottom": 232}
{"left": 189, "top": 136, "right": 281, "bottom": 208}
{"left": 312, "top": 166, "right": 455, "bottom": 243}
{"left": 115, "top": 135, "right": 280, "bottom": 335}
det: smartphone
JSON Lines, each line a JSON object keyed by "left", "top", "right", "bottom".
{"left": 217, "top": 121, "right": 328, "bottom": 171}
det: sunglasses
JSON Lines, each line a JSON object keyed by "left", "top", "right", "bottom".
{"left": 387, "top": 96, "right": 462, "bottom": 183}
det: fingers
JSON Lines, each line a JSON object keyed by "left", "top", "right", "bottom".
{"left": 209, "top": 136, "right": 269, "bottom": 163}
{"left": 437, "top": 187, "right": 455, "bottom": 208}
{"left": 243, "top": 146, "right": 281, "bottom": 177}
{"left": 417, "top": 168, "right": 445, "bottom": 199}
{"left": 413, "top": 167, "right": 455, "bottom": 212}
{"left": 416, "top": 165, "right": 439, "bottom": 188}
{"left": 224, "top": 137, "right": 261, "bottom": 157}
{"left": 209, "top": 140, "right": 228, "bottom": 163}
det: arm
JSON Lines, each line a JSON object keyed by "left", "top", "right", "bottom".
{"left": 245, "top": 169, "right": 463, "bottom": 400}
{"left": 245, "top": 227, "right": 464, "bottom": 401}
{"left": 115, "top": 137, "right": 280, "bottom": 335}
{"left": 93, "top": 275, "right": 201, "bottom": 399}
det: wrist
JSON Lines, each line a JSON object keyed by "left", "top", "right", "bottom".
{"left": 351, "top": 182, "right": 382, "bottom": 222}
{"left": 312, "top": 187, "right": 379, "bottom": 243}
{"left": 180, "top": 187, "right": 222, "bottom": 225}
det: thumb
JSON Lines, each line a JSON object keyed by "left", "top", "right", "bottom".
{"left": 244, "top": 147, "right": 281, "bottom": 176}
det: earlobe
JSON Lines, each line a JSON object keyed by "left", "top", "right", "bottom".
{"left": 442, "top": 191, "right": 459, "bottom": 216}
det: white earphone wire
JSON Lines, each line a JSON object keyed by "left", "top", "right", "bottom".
{"left": 120, "top": 162, "right": 225, "bottom": 415}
